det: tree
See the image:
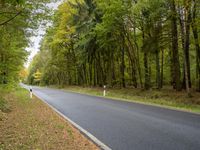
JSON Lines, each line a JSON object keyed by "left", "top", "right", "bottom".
{"left": 0, "top": 0, "right": 58, "bottom": 85}
{"left": 27, "top": 0, "right": 200, "bottom": 96}
{"left": 191, "top": 0, "right": 200, "bottom": 91}
{"left": 169, "top": 0, "right": 181, "bottom": 91}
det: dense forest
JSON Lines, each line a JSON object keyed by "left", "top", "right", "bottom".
{"left": 0, "top": 0, "right": 55, "bottom": 86}
{"left": 27, "top": 0, "right": 199, "bottom": 95}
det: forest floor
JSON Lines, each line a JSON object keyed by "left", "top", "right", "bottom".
{"left": 0, "top": 86, "right": 98, "bottom": 150}
{"left": 60, "top": 86, "right": 200, "bottom": 114}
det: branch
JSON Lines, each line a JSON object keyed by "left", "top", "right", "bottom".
{"left": 0, "top": 10, "right": 22, "bottom": 26}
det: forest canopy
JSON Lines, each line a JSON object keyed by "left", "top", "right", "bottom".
{"left": 0, "top": 0, "right": 56, "bottom": 85}
{"left": 25, "top": 0, "right": 200, "bottom": 95}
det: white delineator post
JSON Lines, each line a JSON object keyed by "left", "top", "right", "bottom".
{"left": 103, "top": 85, "right": 106, "bottom": 97}
{"left": 30, "top": 86, "right": 33, "bottom": 99}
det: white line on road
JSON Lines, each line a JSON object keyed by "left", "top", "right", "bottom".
{"left": 23, "top": 87, "right": 112, "bottom": 150}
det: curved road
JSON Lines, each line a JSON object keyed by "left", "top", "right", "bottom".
{"left": 22, "top": 85, "right": 200, "bottom": 150}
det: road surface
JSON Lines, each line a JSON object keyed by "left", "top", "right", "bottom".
{"left": 22, "top": 84, "right": 200, "bottom": 150}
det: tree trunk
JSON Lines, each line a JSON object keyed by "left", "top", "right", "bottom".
{"left": 183, "top": 0, "right": 192, "bottom": 96}
{"left": 121, "top": 36, "right": 126, "bottom": 88}
{"left": 178, "top": 6, "right": 187, "bottom": 89}
{"left": 191, "top": 0, "right": 200, "bottom": 91}
{"left": 123, "top": 27, "right": 138, "bottom": 88}
{"left": 144, "top": 51, "right": 150, "bottom": 90}
{"left": 93, "top": 58, "right": 96, "bottom": 86}
{"left": 126, "top": 43, "right": 137, "bottom": 88}
{"left": 89, "top": 62, "right": 92, "bottom": 86}
{"left": 154, "top": 22, "right": 162, "bottom": 90}
{"left": 133, "top": 26, "right": 143, "bottom": 88}
{"left": 141, "top": 25, "right": 150, "bottom": 90}
{"left": 161, "top": 49, "right": 164, "bottom": 88}
{"left": 111, "top": 51, "right": 116, "bottom": 87}
{"left": 170, "top": 0, "right": 181, "bottom": 91}
{"left": 156, "top": 49, "right": 161, "bottom": 89}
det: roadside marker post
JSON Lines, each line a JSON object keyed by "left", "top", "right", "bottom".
{"left": 103, "top": 85, "right": 106, "bottom": 97}
{"left": 30, "top": 86, "right": 33, "bottom": 99}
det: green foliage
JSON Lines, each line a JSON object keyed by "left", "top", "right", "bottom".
{"left": 0, "top": 0, "right": 58, "bottom": 85}
{"left": 27, "top": 0, "right": 200, "bottom": 93}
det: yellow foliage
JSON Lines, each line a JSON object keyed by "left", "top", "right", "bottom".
{"left": 33, "top": 69, "right": 42, "bottom": 82}
{"left": 19, "top": 69, "right": 28, "bottom": 80}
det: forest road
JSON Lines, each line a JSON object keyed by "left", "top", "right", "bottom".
{"left": 21, "top": 84, "right": 200, "bottom": 150}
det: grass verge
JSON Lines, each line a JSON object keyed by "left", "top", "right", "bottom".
{"left": 60, "top": 86, "right": 200, "bottom": 114}
{"left": 0, "top": 86, "right": 98, "bottom": 150}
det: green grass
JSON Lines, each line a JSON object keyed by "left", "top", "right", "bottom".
{"left": 14, "top": 87, "right": 30, "bottom": 106}
{"left": 61, "top": 86, "right": 200, "bottom": 114}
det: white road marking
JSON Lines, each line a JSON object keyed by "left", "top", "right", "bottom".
{"left": 22, "top": 86, "right": 112, "bottom": 150}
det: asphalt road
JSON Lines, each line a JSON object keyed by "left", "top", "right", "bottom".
{"left": 22, "top": 85, "right": 200, "bottom": 150}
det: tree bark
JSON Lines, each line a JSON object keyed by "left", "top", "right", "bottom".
{"left": 191, "top": 0, "right": 200, "bottom": 91}
{"left": 121, "top": 36, "right": 126, "bottom": 88}
{"left": 156, "top": 49, "right": 161, "bottom": 89}
{"left": 161, "top": 49, "right": 164, "bottom": 88}
{"left": 183, "top": 0, "right": 192, "bottom": 96}
{"left": 170, "top": 0, "right": 181, "bottom": 91}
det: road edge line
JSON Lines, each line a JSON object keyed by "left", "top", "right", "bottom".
{"left": 30, "top": 90, "right": 112, "bottom": 150}
{"left": 60, "top": 89, "right": 200, "bottom": 115}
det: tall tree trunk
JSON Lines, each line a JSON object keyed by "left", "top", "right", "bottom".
{"left": 93, "top": 58, "right": 96, "bottom": 86}
{"left": 97, "top": 52, "right": 104, "bottom": 86}
{"left": 178, "top": 6, "right": 187, "bottom": 89}
{"left": 123, "top": 27, "right": 138, "bottom": 88}
{"left": 183, "top": 0, "right": 192, "bottom": 96}
{"left": 121, "top": 36, "right": 126, "bottom": 88}
{"left": 191, "top": 0, "right": 200, "bottom": 91}
{"left": 133, "top": 21, "right": 143, "bottom": 88}
{"left": 126, "top": 43, "right": 137, "bottom": 88}
{"left": 149, "top": 61, "right": 152, "bottom": 89}
{"left": 142, "top": 26, "right": 150, "bottom": 90}
{"left": 144, "top": 51, "right": 150, "bottom": 90}
{"left": 83, "top": 63, "right": 87, "bottom": 86}
{"left": 89, "top": 62, "right": 92, "bottom": 86}
{"left": 161, "top": 49, "right": 164, "bottom": 88}
{"left": 111, "top": 51, "right": 116, "bottom": 87}
{"left": 133, "top": 26, "right": 143, "bottom": 88}
{"left": 155, "top": 49, "right": 161, "bottom": 89}
{"left": 154, "top": 22, "right": 162, "bottom": 89}
{"left": 170, "top": 0, "right": 181, "bottom": 91}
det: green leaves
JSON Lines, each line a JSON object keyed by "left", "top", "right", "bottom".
{"left": 0, "top": 0, "right": 57, "bottom": 84}
{"left": 27, "top": 0, "right": 200, "bottom": 91}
